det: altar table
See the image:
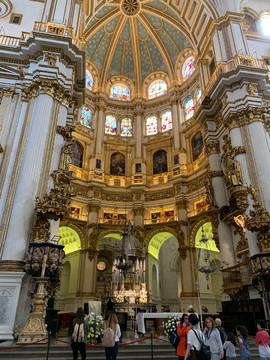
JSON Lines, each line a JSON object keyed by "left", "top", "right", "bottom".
{"left": 136, "top": 312, "right": 183, "bottom": 334}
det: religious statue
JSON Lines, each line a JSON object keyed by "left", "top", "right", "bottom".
{"left": 59, "top": 141, "right": 73, "bottom": 171}
{"left": 247, "top": 184, "right": 258, "bottom": 201}
{"left": 227, "top": 156, "right": 243, "bottom": 186}
{"left": 204, "top": 178, "right": 214, "bottom": 206}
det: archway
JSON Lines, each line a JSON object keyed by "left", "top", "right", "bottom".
{"left": 56, "top": 261, "right": 71, "bottom": 311}
{"left": 148, "top": 231, "right": 181, "bottom": 312}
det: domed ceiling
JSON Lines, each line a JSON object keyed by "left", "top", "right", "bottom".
{"left": 84, "top": 0, "right": 193, "bottom": 87}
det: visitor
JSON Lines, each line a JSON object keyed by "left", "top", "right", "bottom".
{"left": 71, "top": 307, "right": 89, "bottom": 360}
{"left": 215, "top": 318, "right": 227, "bottom": 358}
{"left": 236, "top": 325, "right": 251, "bottom": 360}
{"left": 255, "top": 320, "right": 270, "bottom": 360}
{"left": 184, "top": 313, "right": 203, "bottom": 360}
{"left": 223, "top": 332, "right": 236, "bottom": 360}
{"left": 204, "top": 317, "right": 224, "bottom": 360}
{"left": 177, "top": 313, "right": 190, "bottom": 360}
{"left": 105, "top": 313, "right": 121, "bottom": 360}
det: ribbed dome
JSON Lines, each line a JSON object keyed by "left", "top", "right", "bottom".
{"left": 84, "top": 0, "right": 193, "bottom": 88}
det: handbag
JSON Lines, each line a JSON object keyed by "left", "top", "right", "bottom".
{"left": 192, "top": 329, "right": 211, "bottom": 360}
{"left": 170, "top": 329, "right": 180, "bottom": 350}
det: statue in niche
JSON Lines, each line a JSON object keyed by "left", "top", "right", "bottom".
{"left": 227, "top": 156, "right": 243, "bottom": 186}
{"left": 204, "top": 178, "right": 214, "bottom": 206}
{"left": 59, "top": 141, "right": 73, "bottom": 171}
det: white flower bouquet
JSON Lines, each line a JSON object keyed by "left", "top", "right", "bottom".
{"left": 86, "top": 312, "right": 104, "bottom": 339}
{"left": 162, "top": 315, "right": 180, "bottom": 337}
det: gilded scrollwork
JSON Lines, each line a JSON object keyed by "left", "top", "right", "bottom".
{"left": 176, "top": 199, "right": 187, "bottom": 210}
{"left": 44, "top": 53, "right": 57, "bottom": 66}
{"left": 209, "top": 170, "right": 223, "bottom": 178}
{"left": 56, "top": 125, "right": 75, "bottom": 141}
{"left": 205, "top": 141, "right": 220, "bottom": 156}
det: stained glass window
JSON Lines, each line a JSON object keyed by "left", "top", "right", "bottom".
{"left": 148, "top": 80, "right": 167, "bottom": 99}
{"left": 86, "top": 70, "right": 93, "bottom": 90}
{"left": 105, "top": 115, "right": 117, "bottom": 135}
{"left": 185, "top": 98, "right": 194, "bottom": 120}
{"left": 146, "top": 116, "right": 158, "bottom": 135}
{"left": 182, "top": 57, "right": 195, "bottom": 80}
{"left": 121, "top": 118, "right": 132, "bottom": 137}
{"left": 161, "top": 110, "right": 172, "bottom": 132}
{"left": 110, "top": 84, "right": 130, "bottom": 101}
{"left": 195, "top": 88, "right": 202, "bottom": 103}
{"left": 80, "top": 106, "right": 92, "bottom": 128}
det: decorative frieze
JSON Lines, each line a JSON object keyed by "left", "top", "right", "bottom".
{"left": 144, "top": 188, "right": 175, "bottom": 201}
{"left": 73, "top": 185, "right": 88, "bottom": 197}
{"left": 226, "top": 107, "right": 266, "bottom": 130}
{"left": 205, "top": 141, "right": 220, "bottom": 156}
{"left": 101, "top": 192, "right": 133, "bottom": 202}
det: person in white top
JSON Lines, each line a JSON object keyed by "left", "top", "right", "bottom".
{"left": 184, "top": 314, "right": 203, "bottom": 360}
{"left": 105, "top": 313, "right": 121, "bottom": 360}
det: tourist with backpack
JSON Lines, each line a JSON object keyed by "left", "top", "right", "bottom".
{"left": 236, "top": 325, "right": 251, "bottom": 360}
{"left": 204, "top": 317, "right": 224, "bottom": 360}
{"left": 255, "top": 320, "right": 270, "bottom": 360}
{"left": 103, "top": 313, "right": 121, "bottom": 360}
{"left": 71, "top": 307, "right": 89, "bottom": 360}
{"left": 177, "top": 313, "right": 190, "bottom": 359}
{"left": 184, "top": 313, "right": 207, "bottom": 360}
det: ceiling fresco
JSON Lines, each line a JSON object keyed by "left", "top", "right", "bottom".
{"left": 84, "top": 0, "right": 193, "bottom": 85}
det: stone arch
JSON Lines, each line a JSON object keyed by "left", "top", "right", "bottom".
{"left": 188, "top": 217, "right": 220, "bottom": 251}
{"left": 95, "top": 229, "right": 123, "bottom": 250}
{"left": 59, "top": 221, "right": 87, "bottom": 250}
{"left": 145, "top": 225, "right": 181, "bottom": 256}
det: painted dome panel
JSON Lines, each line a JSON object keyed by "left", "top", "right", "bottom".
{"left": 93, "top": 33, "right": 113, "bottom": 73}
{"left": 137, "top": 19, "right": 148, "bottom": 40}
{"left": 144, "top": 13, "right": 163, "bottom": 29}
{"left": 163, "top": 21, "right": 190, "bottom": 51}
{"left": 157, "top": 28, "right": 179, "bottom": 66}
{"left": 123, "top": 41, "right": 135, "bottom": 82}
{"left": 85, "top": 16, "right": 98, "bottom": 32}
{"left": 108, "top": 39, "right": 124, "bottom": 78}
{"left": 147, "top": 36, "right": 167, "bottom": 73}
{"left": 164, "top": 7, "right": 181, "bottom": 20}
{"left": 140, "top": 39, "right": 153, "bottom": 80}
{"left": 86, "top": 27, "right": 105, "bottom": 60}
{"left": 121, "top": 19, "right": 131, "bottom": 41}
{"left": 105, "top": 14, "right": 120, "bottom": 32}
{"left": 95, "top": 5, "right": 116, "bottom": 18}
{"left": 146, "top": 0, "right": 166, "bottom": 11}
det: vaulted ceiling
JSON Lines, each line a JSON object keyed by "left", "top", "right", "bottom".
{"left": 84, "top": 0, "right": 194, "bottom": 88}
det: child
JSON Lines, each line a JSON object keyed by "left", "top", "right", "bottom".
{"left": 223, "top": 332, "right": 237, "bottom": 360}
{"left": 236, "top": 325, "right": 251, "bottom": 360}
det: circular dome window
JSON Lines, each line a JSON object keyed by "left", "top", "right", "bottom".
{"left": 97, "top": 260, "right": 107, "bottom": 271}
{"left": 120, "top": 0, "right": 141, "bottom": 17}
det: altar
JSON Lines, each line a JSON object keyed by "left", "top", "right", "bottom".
{"left": 136, "top": 312, "right": 183, "bottom": 334}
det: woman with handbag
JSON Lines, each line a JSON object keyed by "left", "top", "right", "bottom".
{"left": 177, "top": 313, "right": 190, "bottom": 360}
{"left": 104, "top": 313, "right": 121, "bottom": 360}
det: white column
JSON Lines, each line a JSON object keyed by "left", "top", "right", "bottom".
{"left": 135, "top": 111, "right": 142, "bottom": 158}
{"left": 171, "top": 100, "right": 180, "bottom": 149}
{"left": 95, "top": 106, "right": 105, "bottom": 154}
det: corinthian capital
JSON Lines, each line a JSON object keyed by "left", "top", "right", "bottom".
{"left": 205, "top": 141, "right": 220, "bottom": 156}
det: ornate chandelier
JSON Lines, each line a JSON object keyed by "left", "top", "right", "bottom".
{"left": 197, "top": 227, "right": 217, "bottom": 289}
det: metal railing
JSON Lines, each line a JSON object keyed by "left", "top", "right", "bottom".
{"left": 68, "top": 213, "right": 87, "bottom": 221}
{"left": 188, "top": 205, "right": 209, "bottom": 217}
{"left": 222, "top": 260, "right": 253, "bottom": 287}
{"left": 99, "top": 218, "right": 133, "bottom": 225}
{"left": 144, "top": 215, "right": 178, "bottom": 224}
{"left": 194, "top": 55, "right": 268, "bottom": 115}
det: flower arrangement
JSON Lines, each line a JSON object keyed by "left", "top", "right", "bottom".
{"left": 87, "top": 312, "right": 104, "bottom": 340}
{"left": 162, "top": 315, "right": 180, "bottom": 337}
{"left": 187, "top": 305, "right": 196, "bottom": 313}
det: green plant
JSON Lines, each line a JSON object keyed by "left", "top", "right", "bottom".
{"left": 162, "top": 315, "right": 180, "bottom": 337}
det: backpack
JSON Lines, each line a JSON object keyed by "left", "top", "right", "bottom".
{"left": 72, "top": 323, "right": 84, "bottom": 343}
{"left": 169, "top": 329, "right": 180, "bottom": 350}
{"left": 217, "top": 327, "right": 226, "bottom": 344}
{"left": 192, "top": 329, "right": 211, "bottom": 360}
{"left": 102, "top": 327, "right": 115, "bottom": 347}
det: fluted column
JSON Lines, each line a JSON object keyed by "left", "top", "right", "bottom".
{"left": 134, "top": 111, "right": 143, "bottom": 158}
{"left": 205, "top": 140, "right": 236, "bottom": 266}
{"left": 171, "top": 100, "right": 180, "bottom": 149}
{"left": 95, "top": 105, "right": 105, "bottom": 154}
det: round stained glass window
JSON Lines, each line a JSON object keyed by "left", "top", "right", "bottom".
{"left": 97, "top": 261, "right": 106, "bottom": 271}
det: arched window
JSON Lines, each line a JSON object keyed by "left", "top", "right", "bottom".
{"left": 110, "top": 84, "right": 130, "bottom": 101}
{"left": 185, "top": 97, "right": 194, "bottom": 120}
{"left": 80, "top": 106, "right": 92, "bottom": 128}
{"left": 71, "top": 142, "right": 83, "bottom": 168}
{"left": 148, "top": 80, "right": 167, "bottom": 99}
{"left": 146, "top": 115, "right": 158, "bottom": 135}
{"left": 192, "top": 132, "right": 204, "bottom": 161}
{"left": 110, "top": 152, "right": 125, "bottom": 176}
{"left": 261, "top": 13, "right": 270, "bottom": 36}
{"left": 195, "top": 88, "right": 201, "bottom": 103}
{"left": 121, "top": 118, "right": 132, "bottom": 137}
{"left": 105, "top": 115, "right": 117, "bottom": 135}
{"left": 161, "top": 110, "right": 172, "bottom": 132}
{"left": 153, "top": 150, "right": 167, "bottom": 174}
{"left": 86, "top": 70, "right": 93, "bottom": 90}
{"left": 182, "top": 57, "right": 195, "bottom": 80}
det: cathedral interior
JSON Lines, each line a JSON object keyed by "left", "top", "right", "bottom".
{"left": 0, "top": 0, "right": 270, "bottom": 341}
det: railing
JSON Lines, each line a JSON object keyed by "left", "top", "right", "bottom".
{"left": 0, "top": 32, "right": 30, "bottom": 46}
{"left": 187, "top": 205, "right": 209, "bottom": 218}
{"left": 34, "top": 22, "right": 85, "bottom": 50}
{"left": 68, "top": 213, "right": 87, "bottom": 221}
{"left": 144, "top": 215, "right": 178, "bottom": 225}
{"left": 222, "top": 260, "right": 253, "bottom": 288}
{"left": 194, "top": 55, "right": 268, "bottom": 115}
{"left": 99, "top": 218, "right": 133, "bottom": 225}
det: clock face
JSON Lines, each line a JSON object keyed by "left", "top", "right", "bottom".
{"left": 97, "top": 261, "right": 106, "bottom": 271}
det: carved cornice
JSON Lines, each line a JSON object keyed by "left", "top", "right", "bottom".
{"left": 3, "top": 87, "right": 15, "bottom": 97}
{"left": 145, "top": 188, "right": 175, "bottom": 201}
{"left": 231, "top": 186, "right": 249, "bottom": 212}
{"left": 226, "top": 107, "right": 266, "bottom": 130}
{"left": 101, "top": 192, "right": 133, "bottom": 202}
{"left": 205, "top": 141, "right": 220, "bottom": 156}
{"left": 176, "top": 199, "right": 187, "bottom": 210}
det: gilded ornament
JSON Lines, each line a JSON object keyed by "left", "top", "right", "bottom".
{"left": 134, "top": 192, "right": 142, "bottom": 200}
{"left": 246, "top": 83, "right": 258, "bottom": 96}
{"left": 93, "top": 189, "right": 101, "bottom": 197}
{"left": 209, "top": 170, "right": 223, "bottom": 178}
{"left": 31, "top": 217, "right": 50, "bottom": 243}
{"left": 221, "top": 94, "right": 228, "bottom": 108}
{"left": 205, "top": 141, "right": 220, "bottom": 156}
{"left": 88, "top": 204, "right": 100, "bottom": 213}
{"left": 226, "top": 156, "right": 243, "bottom": 186}
{"left": 44, "top": 53, "right": 57, "bottom": 66}
{"left": 230, "top": 186, "right": 249, "bottom": 212}
{"left": 204, "top": 177, "right": 215, "bottom": 207}
{"left": 32, "top": 247, "right": 44, "bottom": 263}
{"left": 56, "top": 125, "right": 75, "bottom": 141}
{"left": 0, "top": 144, "right": 3, "bottom": 153}
{"left": 178, "top": 246, "right": 189, "bottom": 260}
{"left": 59, "top": 141, "right": 74, "bottom": 171}
{"left": 176, "top": 199, "right": 187, "bottom": 210}
{"left": 236, "top": 236, "right": 249, "bottom": 252}
{"left": 3, "top": 87, "right": 14, "bottom": 97}
{"left": 133, "top": 207, "right": 145, "bottom": 216}
{"left": 48, "top": 248, "right": 60, "bottom": 264}
{"left": 145, "top": 188, "right": 175, "bottom": 201}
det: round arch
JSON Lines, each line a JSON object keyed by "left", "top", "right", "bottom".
{"left": 144, "top": 226, "right": 180, "bottom": 258}
{"left": 188, "top": 218, "right": 219, "bottom": 251}
{"left": 96, "top": 229, "right": 123, "bottom": 250}
{"left": 59, "top": 221, "right": 87, "bottom": 251}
